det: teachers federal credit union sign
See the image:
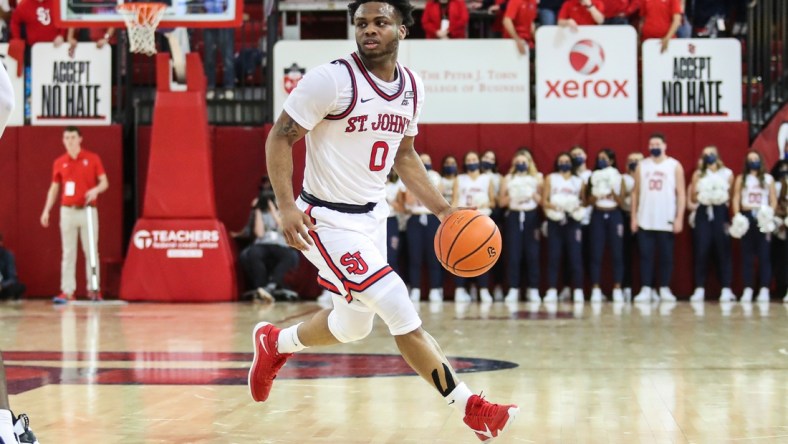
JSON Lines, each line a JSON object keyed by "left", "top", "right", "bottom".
{"left": 31, "top": 43, "right": 111, "bottom": 126}
{"left": 642, "top": 38, "right": 742, "bottom": 122}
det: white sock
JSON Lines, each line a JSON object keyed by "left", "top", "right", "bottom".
{"left": 445, "top": 381, "right": 473, "bottom": 414}
{"left": 0, "top": 409, "right": 16, "bottom": 444}
{"left": 276, "top": 323, "right": 307, "bottom": 354}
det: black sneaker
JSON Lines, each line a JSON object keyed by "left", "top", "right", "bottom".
{"left": 13, "top": 413, "right": 39, "bottom": 444}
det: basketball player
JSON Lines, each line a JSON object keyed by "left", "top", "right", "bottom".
{"left": 248, "top": 0, "right": 519, "bottom": 440}
{"left": 732, "top": 150, "right": 776, "bottom": 302}
{"left": 630, "top": 133, "right": 685, "bottom": 303}
{"left": 0, "top": 53, "right": 40, "bottom": 444}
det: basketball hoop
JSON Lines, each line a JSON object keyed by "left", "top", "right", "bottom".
{"left": 117, "top": 2, "right": 166, "bottom": 56}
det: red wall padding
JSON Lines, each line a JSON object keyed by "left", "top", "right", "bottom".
{"left": 0, "top": 126, "right": 124, "bottom": 297}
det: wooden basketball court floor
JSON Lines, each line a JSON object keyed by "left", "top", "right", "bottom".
{"left": 2, "top": 299, "right": 788, "bottom": 443}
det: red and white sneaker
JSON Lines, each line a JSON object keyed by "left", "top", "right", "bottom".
{"left": 248, "top": 322, "right": 292, "bottom": 402}
{"left": 463, "top": 394, "right": 519, "bottom": 442}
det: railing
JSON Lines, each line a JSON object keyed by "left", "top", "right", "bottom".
{"left": 746, "top": 0, "right": 788, "bottom": 140}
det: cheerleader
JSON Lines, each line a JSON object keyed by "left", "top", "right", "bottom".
{"left": 439, "top": 155, "right": 459, "bottom": 205}
{"left": 621, "top": 152, "right": 643, "bottom": 300}
{"left": 482, "top": 149, "right": 506, "bottom": 300}
{"left": 452, "top": 151, "right": 495, "bottom": 302}
{"left": 586, "top": 149, "right": 626, "bottom": 302}
{"left": 732, "top": 150, "right": 777, "bottom": 302}
{"left": 542, "top": 152, "right": 585, "bottom": 303}
{"left": 688, "top": 146, "right": 735, "bottom": 302}
{"left": 771, "top": 160, "right": 788, "bottom": 302}
{"left": 499, "top": 149, "right": 543, "bottom": 303}
{"left": 386, "top": 170, "right": 404, "bottom": 274}
{"left": 400, "top": 154, "right": 444, "bottom": 303}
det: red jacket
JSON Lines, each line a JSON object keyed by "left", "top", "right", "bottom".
{"left": 10, "top": 0, "right": 66, "bottom": 45}
{"left": 422, "top": 0, "right": 469, "bottom": 39}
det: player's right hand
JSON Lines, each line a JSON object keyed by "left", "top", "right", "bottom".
{"left": 280, "top": 206, "right": 316, "bottom": 251}
{"left": 40, "top": 212, "right": 49, "bottom": 228}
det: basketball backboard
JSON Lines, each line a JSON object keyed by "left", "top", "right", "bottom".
{"left": 53, "top": 0, "right": 243, "bottom": 28}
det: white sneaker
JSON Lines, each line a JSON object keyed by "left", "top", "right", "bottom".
{"left": 633, "top": 287, "right": 652, "bottom": 303}
{"left": 558, "top": 287, "right": 571, "bottom": 301}
{"left": 527, "top": 288, "right": 541, "bottom": 303}
{"left": 651, "top": 288, "right": 661, "bottom": 301}
{"left": 504, "top": 288, "right": 519, "bottom": 303}
{"left": 756, "top": 287, "right": 770, "bottom": 302}
{"left": 740, "top": 288, "right": 753, "bottom": 302}
{"left": 480, "top": 288, "right": 493, "bottom": 303}
{"left": 454, "top": 287, "right": 471, "bottom": 303}
{"left": 612, "top": 288, "right": 624, "bottom": 302}
{"left": 689, "top": 287, "right": 705, "bottom": 302}
{"left": 623, "top": 287, "right": 632, "bottom": 301}
{"left": 659, "top": 287, "right": 677, "bottom": 302}
{"left": 410, "top": 288, "right": 421, "bottom": 302}
{"left": 428, "top": 288, "right": 443, "bottom": 302}
{"left": 590, "top": 288, "right": 604, "bottom": 302}
{"left": 543, "top": 288, "right": 558, "bottom": 302}
{"left": 493, "top": 286, "right": 504, "bottom": 301}
{"left": 573, "top": 289, "right": 584, "bottom": 303}
{"left": 719, "top": 287, "right": 736, "bottom": 302}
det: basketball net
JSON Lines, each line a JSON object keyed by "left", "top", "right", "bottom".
{"left": 117, "top": 2, "right": 166, "bottom": 55}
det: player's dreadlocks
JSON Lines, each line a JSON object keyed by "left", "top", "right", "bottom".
{"left": 348, "top": 0, "right": 415, "bottom": 28}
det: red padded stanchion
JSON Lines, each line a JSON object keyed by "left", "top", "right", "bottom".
{"left": 120, "top": 54, "right": 236, "bottom": 302}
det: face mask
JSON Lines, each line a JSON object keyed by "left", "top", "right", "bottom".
{"left": 628, "top": 161, "right": 638, "bottom": 172}
{"left": 747, "top": 161, "right": 761, "bottom": 171}
{"left": 466, "top": 163, "right": 480, "bottom": 172}
{"left": 596, "top": 159, "right": 609, "bottom": 169}
{"left": 481, "top": 161, "right": 495, "bottom": 171}
{"left": 703, "top": 154, "right": 717, "bottom": 165}
{"left": 423, "top": 163, "right": 432, "bottom": 171}
{"left": 571, "top": 156, "right": 585, "bottom": 167}
{"left": 514, "top": 163, "right": 527, "bottom": 172}
{"left": 442, "top": 165, "right": 457, "bottom": 175}
{"left": 650, "top": 148, "right": 662, "bottom": 157}
{"left": 557, "top": 163, "right": 572, "bottom": 172}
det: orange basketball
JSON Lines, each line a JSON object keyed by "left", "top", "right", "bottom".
{"left": 434, "top": 209, "right": 502, "bottom": 278}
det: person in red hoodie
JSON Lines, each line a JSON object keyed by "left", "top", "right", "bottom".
{"left": 421, "top": 0, "right": 469, "bottom": 39}
{"left": 10, "top": 0, "right": 66, "bottom": 46}
{"left": 502, "top": 0, "right": 537, "bottom": 55}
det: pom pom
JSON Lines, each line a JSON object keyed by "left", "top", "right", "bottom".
{"left": 729, "top": 213, "right": 749, "bottom": 239}
{"left": 756, "top": 206, "right": 777, "bottom": 233}
{"left": 696, "top": 174, "right": 730, "bottom": 206}
{"left": 590, "top": 167, "right": 621, "bottom": 198}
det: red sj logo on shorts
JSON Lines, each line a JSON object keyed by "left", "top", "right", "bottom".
{"left": 340, "top": 252, "right": 369, "bottom": 275}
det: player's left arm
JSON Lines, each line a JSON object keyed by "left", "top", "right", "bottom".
{"left": 394, "top": 136, "right": 453, "bottom": 221}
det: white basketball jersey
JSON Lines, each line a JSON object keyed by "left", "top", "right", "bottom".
{"left": 549, "top": 173, "right": 582, "bottom": 198}
{"left": 457, "top": 173, "right": 492, "bottom": 216}
{"left": 637, "top": 157, "right": 678, "bottom": 231}
{"left": 283, "top": 53, "right": 425, "bottom": 206}
{"left": 507, "top": 173, "right": 541, "bottom": 211}
{"left": 404, "top": 170, "right": 441, "bottom": 214}
{"left": 741, "top": 174, "right": 773, "bottom": 209}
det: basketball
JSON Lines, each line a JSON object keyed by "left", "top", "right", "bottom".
{"left": 434, "top": 209, "right": 502, "bottom": 278}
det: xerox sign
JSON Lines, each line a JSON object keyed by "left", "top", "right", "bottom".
{"left": 536, "top": 26, "right": 638, "bottom": 123}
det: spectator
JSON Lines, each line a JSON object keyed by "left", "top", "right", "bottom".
{"left": 385, "top": 170, "right": 404, "bottom": 275}
{"left": 687, "top": 146, "right": 735, "bottom": 302}
{"left": 40, "top": 126, "right": 108, "bottom": 304}
{"left": 499, "top": 149, "right": 542, "bottom": 303}
{"left": 542, "top": 152, "right": 585, "bottom": 303}
{"left": 203, "top": 0, "right": 236, "bottom": 99}
{"left": 732, "top": 150, "right": 776, "bottom": 302}
{"left": 601, "top": 0, "right": 632, "bottom": 24}
{"left": 10, "top": 0, "right": 67, "bottom": 47}
{"left": 239, "top": 188, "right": 299, "bottom": 302}
{"left": 686, "top": 0, "right": 726, "bottom": 37}
{"left": 558, "top": 0, "right": 605, "bottom": 29}
{"left": 537, "top": 0, "right": 564, "bottom": 26}
{"left": 439, "top": 154, "right": 458, "bottom": 205}
{"left": 481, "top": 149, "right": 504, "bottom": 300}
{"left": 400, "top": 153, "right": 444, "bottom": 303}
{"left": 452, "top": 150, "right": 495, "bottom": 302}
{"left": 630, "top": 132, "right": 685, "bottom": 303}
{"left": 586, "top": 148, "right": 626, "bottom": 303}
{"left": 632, "top": 0, "right": 683, "bottom": 52}
{"left": 501, "top": 0, "right": 538, "bottom": 55}
{"left": 421, "top": 0, "right": 469, "bottom": 39}
{"left": 621, "top": 152, "right": 643, "bottom": 301}
{"left": 0, "top": 232, "right": 25, "bottom": 301}
{"left": 770, "top": 160, "right": 788, "bottom": 302}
